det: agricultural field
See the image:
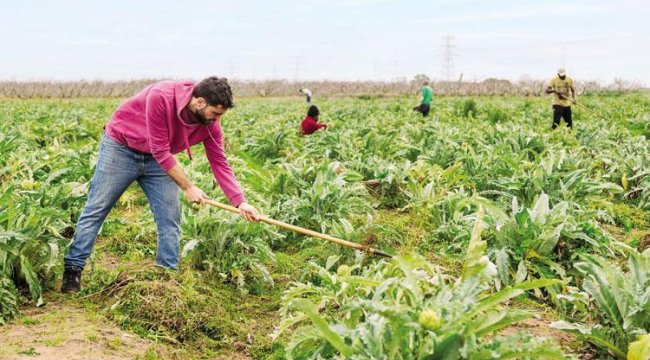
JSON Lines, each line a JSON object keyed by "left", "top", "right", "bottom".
{"left": 0, "top": 94, "right": 649, "bottom": 359}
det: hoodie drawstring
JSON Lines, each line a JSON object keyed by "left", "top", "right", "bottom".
{"left": 180, "top": 123, "right": 220, "bottom": 162}
{"left": 180, "top": 122, "right": 193, "bottom": 161}
{"left": 207, "top": 126, "right": 218, "bottom": 145}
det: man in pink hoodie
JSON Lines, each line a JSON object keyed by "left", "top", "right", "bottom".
{"left": 62, "top": 77, "right": 259, "bottom": 292}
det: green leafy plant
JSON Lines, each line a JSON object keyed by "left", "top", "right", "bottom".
{"left": 273, "top": 161, "right": 372, "bottom": 234}
{"left": 0, "top": 273, "right": 20, "bottom": 324}
{"left": 274, "top": 210, "right": 567, "bottom": 359}
{"left": 487, "top": 193, "right": 614, "bottom": 301}
{"left": 458, "top": 99, "right": 478, "bottom": 118}
{"left": 182, "top": 211, "right": 278, "bottom": 291}
{"left": 551, "top": 244, "right": 649, "bottom": 359}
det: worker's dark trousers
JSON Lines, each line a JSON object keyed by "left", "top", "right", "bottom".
{"left": 552, "top": 105, "right": 572, "bottom": 129}
{"left": 417, "top": 103, "right": 431, "bottom": 117}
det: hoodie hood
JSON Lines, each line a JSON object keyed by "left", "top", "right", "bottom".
{"left": 174, "top": 81, "right": 196, "bottom": 160}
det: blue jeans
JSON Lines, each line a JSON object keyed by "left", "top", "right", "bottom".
{"left": 64, "top": 133, "right": 181, "bottom": 269}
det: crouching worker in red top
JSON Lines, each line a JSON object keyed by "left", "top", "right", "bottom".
{"left": 300, "top": 105, "right": 327, "bottom": 135}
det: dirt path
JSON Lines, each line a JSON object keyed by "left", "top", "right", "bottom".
{"left": 499, "top": 298, "right": 593, "bottom": 358}
{"left": 0, "top": 242, "right": 259, "bottom": 360}
{"left": 0, "top": 243, "right": 172, "bottom": 360}
{"left": 0, "top": 295, "right": 168, "bottom": 360}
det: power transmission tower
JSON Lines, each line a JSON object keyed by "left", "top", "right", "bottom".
{"left": 440, "top": 35, "right": 455, "bottom": 82}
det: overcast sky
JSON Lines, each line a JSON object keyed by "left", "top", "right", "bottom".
{"left": 1, "top": 0, "right": 648, "bottom": 84}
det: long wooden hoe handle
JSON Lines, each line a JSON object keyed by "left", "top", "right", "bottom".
{"left": 573, "top": 101, "right": 609, "bottom": 121}
{"left": 204, "top": 199, "right": 392, "bottom": 258}
{"left": 557, "top": 93, "right": 608, "bottom": 121}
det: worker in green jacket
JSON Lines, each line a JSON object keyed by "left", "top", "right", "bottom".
{"left": 414, "top": 81, "right": 433, "bottom": 117}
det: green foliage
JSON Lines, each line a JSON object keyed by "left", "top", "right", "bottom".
{"left": 274, "top": 212, "right": 567, "bottom": 359}
{"left": 485, "top": 193, "right": 614, "bottom": 301}
{"left": 628, "top": 334, "right": 650, "bottom": 360}
{"left": 0, "top": 94, "right": 648, "bottom": 359}
{"left": 551, "top": 244, "right": 649, "bottom": 359}
{"left": 458, "top": 99, "right": 479, "bottom": 118}
{"left": 486, "top": 107, "right": 510, "bottom": 124}
{"left": 269, "top": 161, "right": 372, "bottom": 233}
{"left": 0, "top": 273, "right": 20, "bottom": 324}
{"left": 182, "top": 213, "right": 278, "bottom": 291}
{"left": 0, "top": 100, "right": 102, "bottom": 320}
{"left": 102, "top": 267, "right": 239, "bottom": 345}
{"left": 604, "top": 202, "right": 650, "bottom": 230}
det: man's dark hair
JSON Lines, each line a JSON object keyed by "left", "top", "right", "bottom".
{"left": 307, "top": 105, "right": 320, "bottom": 118}
{"left": 193, "top": 77, "right": 235, "bottom": 108}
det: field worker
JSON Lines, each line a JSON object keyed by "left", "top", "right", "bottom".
{"left": 414, "top": 81, "right": 433, "bottom": 117}
{"left": 545, "top": 67, "right": 576, "bottom": 129}
{"left": 299, "top": 88, "right": 313, "bottom": 103}
{"left": 301, "top": 105, "right": 327, "bottom": 135}
{"left": 61, "top": 77, "right": 260, "bottom": 293}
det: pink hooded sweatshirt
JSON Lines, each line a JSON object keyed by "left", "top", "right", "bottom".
{"left": 105, "top": 80, "right": 245, "bottom": 207}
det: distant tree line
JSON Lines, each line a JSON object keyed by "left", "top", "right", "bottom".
{"left": 0, "top": 76, "right": 644, "bottom": 98}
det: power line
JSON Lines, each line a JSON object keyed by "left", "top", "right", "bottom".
{"left": 440, "top": 35, "right": 456, "bottom": 81}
